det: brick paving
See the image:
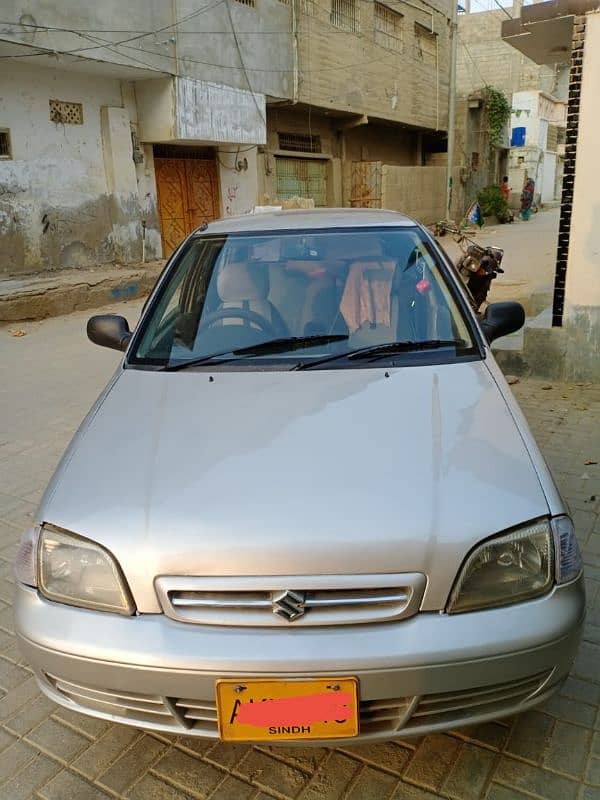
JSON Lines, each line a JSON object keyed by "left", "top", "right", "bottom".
{"left": 1, "top": 302, "right": 599, "bottom": 800}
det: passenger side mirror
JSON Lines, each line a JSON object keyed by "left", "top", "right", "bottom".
{"left": 480, "top": 302, "right": 525, "bottom": 344}
{"left": 87, "top": 315, "right": 132, "bottom": 352}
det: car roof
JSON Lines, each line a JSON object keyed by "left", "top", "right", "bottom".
{"left": 193, "top": 208, "right": 419, "bottom": 236}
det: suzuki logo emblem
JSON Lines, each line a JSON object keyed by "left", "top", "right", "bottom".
{"left": 271, "top": 590, "right": 306, "bottom": 621}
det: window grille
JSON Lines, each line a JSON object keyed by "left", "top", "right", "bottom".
{"left": 330, "top": 0, "right": 359, "bottom": 33}
{"left": 414, "top": 22, "right": 437, "bottom": 63}
{"left": 546, "top": 124, "right": 559, "bottom": 152}
{"left": 0, "top": 129, "right": 11, "bottom": 158}
{"left": 49, "top": 100, "right": 83, "bottom": 125}
{"left": 375, "top": 3, "right": 403, "bottom": 51}
{"left": 301, "top": 0, "right": 317, "bottom": 13}
{"left": 278, "top": 132, "right": 322, "bottom": 153}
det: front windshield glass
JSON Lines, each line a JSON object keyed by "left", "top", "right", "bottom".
{"left": 130, "top": 227, "right": 476, "bottom": 369}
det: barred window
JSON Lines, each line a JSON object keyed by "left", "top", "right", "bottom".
{"left": 301, "top": 0, "right": 317, "bottom": 14}
{"left": 278, "top": 132, "right": 322, "bottom": 153}
{"left": 414, "top": 22, "right": 437, "bottom": 64}
{"left": 234, "top": 0, "right": 255, "bottom": 7}
{"left": 546, "top": 124, "right": 559, "bottom": 152}
{"left": 331, "top": 0, "right": 360, "bottom": 32}
{"left": 375, "top": 3, "right": 403, "bottom": 51}
{"left": 0, "top": 129, "right": 11, "bottom": 159}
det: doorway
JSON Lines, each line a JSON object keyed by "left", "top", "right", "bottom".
{"left": 154, "top": 145, "right": 220, "bottom": 256}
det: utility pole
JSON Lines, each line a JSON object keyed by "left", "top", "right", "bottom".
{"left": 446, "top": 0, "right": 458, "bottom": 220}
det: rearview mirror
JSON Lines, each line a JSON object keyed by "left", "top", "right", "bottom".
{"left": 480, "top": 302, "right": 525, "bottom": 344}
{"left": 87, "top": 315, "right": 132, "bottom": 351}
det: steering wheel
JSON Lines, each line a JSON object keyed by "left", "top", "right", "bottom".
{"left": 198, "top": 307, "right": 278, "bottom": 338}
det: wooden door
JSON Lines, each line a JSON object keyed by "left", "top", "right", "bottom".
{"left": 155, "top": 157, "right": 220, "bottom": 257}
{"left": 184, "top": 159, "right": 219, "bottom": 231}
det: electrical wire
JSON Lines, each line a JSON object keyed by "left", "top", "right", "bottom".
{"left": 0, "top": 18, "right": 294, "bottom": 35}
{"left": 0, "top": 24, "right": 403, "bottom": 74}
{"left": 223, "top": 0, "right": 266, "bottom": 124}
{"left": 0, "top": 1, "right": 227, "bottom": 59}
{"left": 492, "top": 0, "right": 512, "bottom": 19}
{"left": 457, "top": 32, "right": 489, "bottom": 87}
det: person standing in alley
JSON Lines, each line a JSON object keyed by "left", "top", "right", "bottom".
{"left": 520, "top": 177, "right": 535, "bottom": 221}
{"left": 501, "top": 176, "right": 510, "bottom": 203}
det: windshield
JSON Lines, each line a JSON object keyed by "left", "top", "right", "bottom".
{"left": 130, "top": 227, "right": 476, "bottom": 369}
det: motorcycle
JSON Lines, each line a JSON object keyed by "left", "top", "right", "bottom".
{"left": 433, "top": 222, "right": 505, "bottom": 314}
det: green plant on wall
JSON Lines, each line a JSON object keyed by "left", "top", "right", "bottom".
{"left": 482, "top": 86, "right": 512, "bottom": 147}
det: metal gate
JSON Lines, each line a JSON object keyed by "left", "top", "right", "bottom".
{"left": 350, "top": 161, "right": 382, "bottom": 208}
{"left": 275, "top": 157, "right": 327, "bottom": 206}
{"left": 155, "top": 152, "right": 219, "bottom": 256}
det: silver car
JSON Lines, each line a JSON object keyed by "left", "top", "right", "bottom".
{"left": 14, "top": 209, "right": 584, "bottom": 745}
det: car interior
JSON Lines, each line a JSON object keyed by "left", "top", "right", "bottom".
{"left": 136, "top": 230, "right": 465, "bottom": 362}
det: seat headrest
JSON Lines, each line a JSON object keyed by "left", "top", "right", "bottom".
{"left": 217, "top": 262, "right": 269, "bottom": 302}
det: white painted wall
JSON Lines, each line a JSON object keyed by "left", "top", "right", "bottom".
{"left": 512, "top": 91, "right": 540, "bottom": 147}
{"left": 565, "top": 11, "right": 600, "bottom": 313}
{"left": 541, "top": 152, "right": 557, "bottom": 204}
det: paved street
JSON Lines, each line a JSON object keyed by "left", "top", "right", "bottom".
{"left": 440, "top": 209, "right": 559, "bottom": 315}
{"left": 1, "top": 301, "right": 599, "bottom": 800}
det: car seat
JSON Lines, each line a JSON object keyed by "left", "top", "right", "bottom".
{"left": 214, "top": 261, "right": 288, "bottom": 337}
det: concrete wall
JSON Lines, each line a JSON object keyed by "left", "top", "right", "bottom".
{"left": 563, "top": 10, "right": 600, "bottom": 378}
{"left": 0, "top": 62, "right": 157, "bottom": 275}
{"left": 381, "top": 165, "right": 463, "bottom": 224}
{"left": 457, "top": 7, "right": 557, "bottom": 100}
{"left": 175, "top": 0, "right": 292, "bottom": 100}
{"left": 218, "top": 147, "right": 259, "bottom": 217}
{"left": 0, "top": 0, "right": 291, "bottom": 98}
{"left": 0, "top": 2, "right": 172, "bottom": 74}
{"left": 261, "top": 109, "right": 426, "bottom": 208}
{"left": 296, "top": 0, "right": 451, "bottom": 131}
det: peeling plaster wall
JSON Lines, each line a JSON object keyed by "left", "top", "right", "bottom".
{"left": 0, "top": 63, "right": 154, "bottom": 275}
{"left": 218, "top": 148, "right": 259, "bottom": 218}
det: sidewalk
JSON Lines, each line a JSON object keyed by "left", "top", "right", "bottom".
{"left": 0, "top": 261, "right": 165, "bottom": 323}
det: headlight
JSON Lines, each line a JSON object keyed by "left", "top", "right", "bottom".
{"left": 447, "top": 520, "right": 554, "bottom": 613}
{"left": 37, "top": 525, "right": 135, "bottom": 615}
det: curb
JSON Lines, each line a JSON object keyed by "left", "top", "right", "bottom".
{"left": 0, "top": 263, "right": 165, "bottom": 323}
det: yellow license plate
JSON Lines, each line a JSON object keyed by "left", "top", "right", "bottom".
{"left": 216, "top": 677, "right": 359, "bottom": 741}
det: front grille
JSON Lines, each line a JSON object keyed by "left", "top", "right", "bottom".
{"left": 43, "top": 669, "right": 553, "bottom": 738}
{"left": 404, "top": 671, "right": 552, "bottom": 731}
{"left": 46, "top": 674, "right": 177, "bottom": 727}
{"left": 154, "top": 574, "right": 426, "bottom": 627}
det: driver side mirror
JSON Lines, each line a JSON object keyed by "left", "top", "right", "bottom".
{"left": 480, "top": 302, "right": 525, "bottom": 344}
{"left": 87, "top": 315, "right": 132, "bottom": 351}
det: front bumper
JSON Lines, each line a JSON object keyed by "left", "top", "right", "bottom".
{"left": 14, "top": 579, "right": 585, "bottom": 744}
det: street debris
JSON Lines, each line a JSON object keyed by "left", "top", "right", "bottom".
{"left": 506, "top": 375, "right": 520, "bottom": 385}
{"left": 541, "top": 385, "right": 553, "bottom": 390}
{"left": 9, "top": 329, "right": 26, "bottom": 337}
{"left": 584, "top": 459, "right": 598, "bottom": 465}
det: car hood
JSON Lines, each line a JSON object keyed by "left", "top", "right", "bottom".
{"left": 39, "top": 361, "right": 550, "bottom": 611}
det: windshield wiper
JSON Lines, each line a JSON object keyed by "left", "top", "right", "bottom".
{"left": 161, "top": 334, "right": 349, "bottom": 372}
{"left": 295, "top": 339, "right": 467, "bottom": 370}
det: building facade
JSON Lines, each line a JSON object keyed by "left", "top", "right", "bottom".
{"left": 502, "top": 0, "right": 600, "bottom": 381}
{"left": 455, "top": 3, "right": 567, "bottom": 214}
{"left": 509, "top": 90, "right": 566, "bottom": 206}
{"left": 0, "top": 0, "right": 453, "bottom": 275}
